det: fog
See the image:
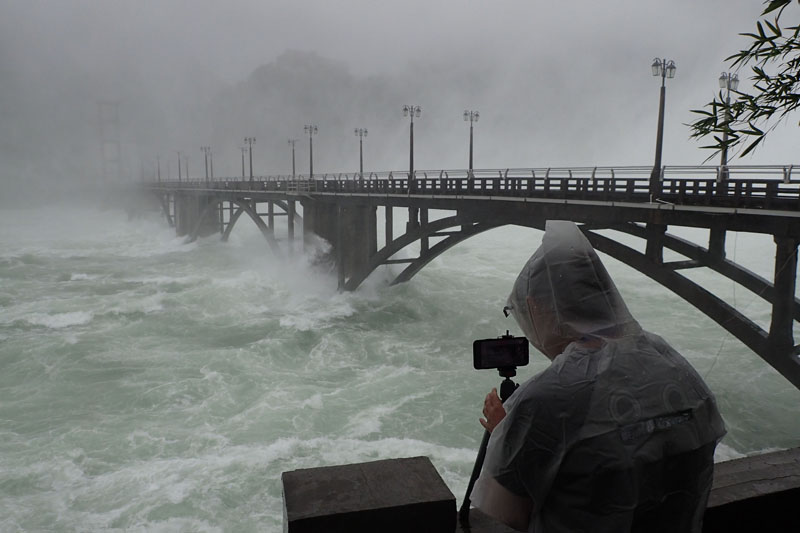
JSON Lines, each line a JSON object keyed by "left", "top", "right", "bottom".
{"left": 0, "top": 0, "right": 794, "bottom": 203}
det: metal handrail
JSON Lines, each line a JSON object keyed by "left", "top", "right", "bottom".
{"left": 146, "top": 165, "right": 800, "bottom": 212}
{"left": 149, "top": 165, "right": 799, "bottom": 185}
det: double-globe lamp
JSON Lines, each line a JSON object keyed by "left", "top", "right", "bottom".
{"left": 402, "top": 105, "right": 421, "bottom": 181}
{"left": 304, "top": 125, "right": 318, "bottom": 179}
{"left": 354, "top": 128, "right": 368, "bottom": 177}
{"left": 650, "top": 58, "right": 676, "bottom": 198}
{"left": 244, "top": 137, "right": 255, "bottom": 182}
{"left": 463, "top": 110, "right": 479, "bottom": 172}
{"left": 402, "top": 105, "right": 421, "bottom": 229}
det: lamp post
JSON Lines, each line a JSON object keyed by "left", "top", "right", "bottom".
{"left": 650, "top": 58, "right": 676, "bottom": 199}
{"left": 718, "top": 72, "right": 739, "bottom": 181}
{"left": 240, "top": 146, "right": 247, "bottom": 179}
{"left": 463, "top": 110, "right": 479, "bottom": 172}
{"left": 288, "top": 139, "right": 297, "bottom": 178}
{"left": 354, "top": 128, "right": 368, "bottom": 177}
{"left": 304, "top": 125, "right": 318, "bottom": 179}
{"left": 156, "top": 155, "right": 161, "bottom": 182}
{"left": 402, "top": 105, "right": 421, "bottom": 229}
{"left": 201, "top": 146, "right": 211, "bottom": 182}
{"left": 244, "top": 137, "right": 255, "bottom": 183}
{"left": 402, "top": 105, "right": 421, "bottom": 181}
{"left": 176, "top": 151, "right": 182, "bottom": 183}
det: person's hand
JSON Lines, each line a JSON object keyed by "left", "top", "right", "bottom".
{"left": 480, "top": 388, "right": 506, "bottom": 433}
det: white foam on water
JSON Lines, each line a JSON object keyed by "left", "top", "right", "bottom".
{"left": 1, "top": 433, "right": 474, "bottom": 530}
{"left": 343, "top": 390, "right": 430, "bottom": 438}
{"left": 299, "top": 393, "right": 324, "bottom": 409}
{"left": 107, "top": 291, "right": 166, "bottom": 315}
{"left": 714, "top": 442, "right": 746, "bottom": 462}
{"left": 69, "top": 272, "right": 99, "bottom": 281}
{"left": 62, "top": 333, "right": 80, "bottom": 345}
{"left": 278, "top": 297, "right": 356, "bottom": 331}
{"left": 25, "top": 310, "right": 93, "bottom": 329}
{"left": 127, "top": 518, "right": 223, "bottom": 533}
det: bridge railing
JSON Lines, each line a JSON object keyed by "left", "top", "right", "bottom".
{"left": 147, "top": 165, "right": 799, "bottom": 211}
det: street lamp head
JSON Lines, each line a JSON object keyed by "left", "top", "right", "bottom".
{"left": 463, "top": 110, "right": 469, "bottom": 121}
{"left": 474, "top": 111, "right": 479, "bottom": 122}
{"left": 403, "top": 105, "right": 420, "bottom": 118}
{"left": 719, "top": 72, "right": 739, "bottom": 91}
{"left": 364, "top": 128, "right": 367, "bottom": 137}
{"left": 665, "top": 60, "right": 676, "bottom": 79}
{"left": 651, "top": 58, "right": 662, "bottom": 77}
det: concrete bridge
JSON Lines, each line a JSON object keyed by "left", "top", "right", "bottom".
{"left": 142, "top": 164, "right": 800, "bottom": 388}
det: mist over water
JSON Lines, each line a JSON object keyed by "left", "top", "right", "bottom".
{"left": 0, "top": 205, "right": 798, "bottom": 531}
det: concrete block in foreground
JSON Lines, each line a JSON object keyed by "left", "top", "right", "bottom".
{"left": 282, "top": 456, "right": 456, "bottom": 533}
{"left": 703, "top": 446, "right": 800, "bottom": 532}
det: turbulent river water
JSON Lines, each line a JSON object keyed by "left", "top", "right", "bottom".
{"left": 1, "top": 204, "right": 798, "bottom": 532}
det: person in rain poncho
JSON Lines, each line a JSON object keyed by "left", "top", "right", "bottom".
{"left": 470, "top": 220, "right": 726, "bottom": 532}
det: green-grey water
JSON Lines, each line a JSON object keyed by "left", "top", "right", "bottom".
{"left": 1, "top": 205, "right": 798, "bottom": 532}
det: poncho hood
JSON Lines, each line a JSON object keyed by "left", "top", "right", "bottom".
{"left": 506, "top": 220, "right": 642, "bottom": 356}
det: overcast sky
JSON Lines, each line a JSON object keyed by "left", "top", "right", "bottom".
{"left": 1, "top": 0, "right": 795, "bottom": 192}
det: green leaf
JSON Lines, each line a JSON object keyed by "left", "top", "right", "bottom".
{"left": 765, "top": 18, "right": 782, "bottom": 36}
{"left": 763, "top": 0, "right": 792, "bottom": 16}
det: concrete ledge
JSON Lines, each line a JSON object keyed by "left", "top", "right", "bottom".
{"left": 282, "top": 448, "right": 800, "bottom": 532}
{"left": 282, "top": 456, "right": 455, "bottom": 533}
{"left": 703, "top": 447, "right": 800, "bottom": 532}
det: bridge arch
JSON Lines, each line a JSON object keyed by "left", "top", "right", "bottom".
{"left": 342, "top": 215, "right": 505, "bottom": 290}
{"left": 349, "top": 213, "right": 798, "bottom": 386}
{"left": 220, "top": 199, "right": 302, "bottom": 248}
{"left": 188, "top": 198, "right": 281, "bottom": 254}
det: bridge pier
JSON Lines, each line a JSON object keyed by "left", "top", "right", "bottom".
{"left": 408, "top": 207, "right": 419, "bottom": 232}
{"left": 385, "top": 207, "right": 394, "bottom": 246}
{"left": 288, "top": 200, "right": 295, "bottom": 255}
{"left": 709, "top": 225, "right": 727, "bottom": 261}
{"left": 301, "top": 199, "right": 316, "bottom": 252}
{"left": 768, "top": 236, "right": 800, "bottom": 383}
{"left": 302, "top": 201, "right": 377, "bottom": 289}
{"left": 175, "top": 194, "right": 220, "bottom": 238}
{"left": 645, "top": 223, "right": 667, "bottom": 264}
{"left": 267, "top": 201, "right": 275, "bottom": 236}
{"left": 420, "top": 208, "right": 429, "bottom": 254}
{"left": 339, "top": 205, "right": 377, "bottom": 289}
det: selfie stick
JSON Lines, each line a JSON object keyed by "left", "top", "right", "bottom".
{"left": 458, "top": 366, "right": 518, "bottom": 527}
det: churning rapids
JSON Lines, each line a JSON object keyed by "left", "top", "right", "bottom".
{"left": 1, "top": 205, "right": 798, "bottom": 532}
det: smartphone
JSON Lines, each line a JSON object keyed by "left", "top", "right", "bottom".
{"left": 473, "top": 336, "right": 529, "bottom": 369}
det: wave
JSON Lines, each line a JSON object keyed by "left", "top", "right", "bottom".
{"left": 25, "top": 311, "right": 93, "bottom": 329}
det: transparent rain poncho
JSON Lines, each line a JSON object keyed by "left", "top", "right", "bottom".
{"left": 471, "top": 221, "right": 726, "bottom": 532}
